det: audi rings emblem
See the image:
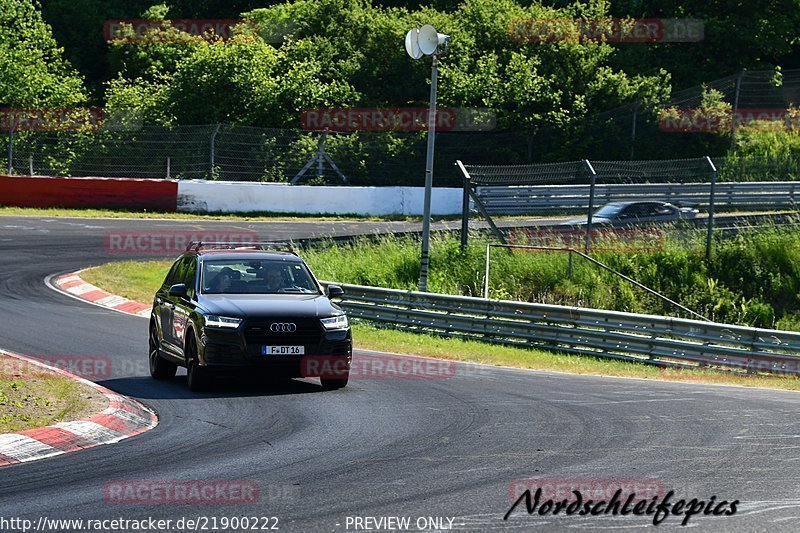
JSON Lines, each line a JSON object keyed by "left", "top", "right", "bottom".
{"left": 270, "top": 322, "right": 297, "bottom": 333}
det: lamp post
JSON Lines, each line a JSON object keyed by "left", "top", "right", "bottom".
{"left": 405, "top": 24, "right": 450, "bottom": 292}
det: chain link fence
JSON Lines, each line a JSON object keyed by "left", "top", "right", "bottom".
{"left": 2, "top": 68, "right": 799, "bottom": 185}
{"left": 2, "top": 124, "right": 798, "bottom": 186}
{"left": 0, "top": 125, "right": 530, "bottom": 186}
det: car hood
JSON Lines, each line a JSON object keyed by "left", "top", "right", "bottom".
{"left": 197, "top": 294, "right": 341, "bottom": 318}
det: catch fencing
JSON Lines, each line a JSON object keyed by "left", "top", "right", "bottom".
{"left": 2, "top": 122, "right": 800, "bottom": 187}
{"left": 474, "top": 181, "right": 800, "bottom": 215}
{"left": 457, "top": 156, "right": 800, "bottom": 259}
{"left": 0, "top": 124, "right": 528, "bottom": 187}
{"left": 329, "top": 282, "right": 800, "bottom": 377}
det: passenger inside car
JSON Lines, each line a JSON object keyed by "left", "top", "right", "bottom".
{"left": 207, "top": 267, "right": 241, "bottom": 293}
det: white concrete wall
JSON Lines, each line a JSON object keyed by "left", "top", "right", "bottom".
{"left": 177, "top": 180, "right": 463, "bottom": 216}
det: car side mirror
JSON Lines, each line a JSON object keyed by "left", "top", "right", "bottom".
{"left": 326, "top": 285, "right": 344, "bottom": 299}
{"left": 168, "top": 283, "right": 188, "bottom": 298}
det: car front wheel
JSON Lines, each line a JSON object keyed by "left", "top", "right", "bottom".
{"left": 320, "top": 375, "right": 348, "bottom": 390}
{"left": 185, "top": 335, "right": 207, "bottom": 391}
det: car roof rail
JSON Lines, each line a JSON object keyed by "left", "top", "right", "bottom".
{"left": 186, "top": 241, "right": 298, "bottom": 255}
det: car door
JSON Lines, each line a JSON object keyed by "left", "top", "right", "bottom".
{"left": 156, "top": 258, "right": 183, "bottom": 356}
{"left": 171, "top": 256, "right": 198, "bottom": 354}
{"left": 617, "top": 204, "right": 643, "bottom": 225}
{"left": 636, "top": 203, "right": 662, "bottom": 223}
{"left": 160, "top": 256, "right": 189, "bottom": 355}
{"left": 657, "top": 204, "right": 679, "bottom": 221}
{"left": 641, "top": 203, "right": 675, "bottom": 223}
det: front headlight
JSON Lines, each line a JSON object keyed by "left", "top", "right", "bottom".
{"left": 320, "top": 314, "right": 349, "bottom": 331}
{"left": 204, "top": 315, "right": 242, "bottom": 328}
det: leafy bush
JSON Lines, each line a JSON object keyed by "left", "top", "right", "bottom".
{"left": 303, "top": 226, "right": 800, "bottom": 330}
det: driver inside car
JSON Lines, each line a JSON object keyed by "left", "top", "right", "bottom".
{"left": 263, "top": 265, "right": 285, "bottom": 292}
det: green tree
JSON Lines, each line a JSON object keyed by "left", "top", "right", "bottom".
{"left": 0, "top": 0, "right": 87, "bottom": 107}
{"left": 110, "top": 0, "right": 667, "bottom": 131}
{"left": 609, "top": 0, "right": 800, "bottom": 88}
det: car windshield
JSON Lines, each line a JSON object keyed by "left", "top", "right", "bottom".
{"left": 593, "top": 204, "right": 626, "bottom": 218}
{"left": 201, "top": 259, "right": 320, "bottom": 295}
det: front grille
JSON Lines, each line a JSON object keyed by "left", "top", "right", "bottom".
{"left": 243, "top": 318, "right": 324, "bottom": 346}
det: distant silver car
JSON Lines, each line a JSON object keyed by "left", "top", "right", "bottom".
{"left": 563, "top": 201, "right": 699, "bottom": 227}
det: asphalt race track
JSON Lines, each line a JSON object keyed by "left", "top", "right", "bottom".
{"left": 1, "top": 216, "right": 800, "bottom": 532}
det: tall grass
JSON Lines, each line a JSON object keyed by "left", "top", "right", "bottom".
{"left": 302, "top": 226, "right": 800, "bottom": 330}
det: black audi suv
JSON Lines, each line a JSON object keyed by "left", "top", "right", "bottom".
{"left": 148, "top": 242, "right": 352, "bottom": 391}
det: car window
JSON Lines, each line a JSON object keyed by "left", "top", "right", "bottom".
{"left": 634, "top": 204, "right": 656, "bottom": 217}
{"left": 620, "top": 204, "right": 643, "bottom": 218}
{"left": 165, "top": 256, "right": 191, "bottom": 290}
{"left": 594, "top": 204, "right": 625, "bottom": 217}
{"left": 640, "top": 204, "right": 661, "bottom": 216}
{"left": 182, "top": 256, "right": 198, "bottom": 299}
{"left": 201, "top": 259, "right": 320, "bottom": 295}
{"left": 163, "top": 257, "right": 184, "bottom": 288}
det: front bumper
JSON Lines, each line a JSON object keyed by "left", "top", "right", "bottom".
{"left": 199, "top": 323, "right": 352, "bottom": 377}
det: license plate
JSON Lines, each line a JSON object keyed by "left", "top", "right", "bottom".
{"left": 262, "top": 345, "right": 304, "bottom": 355}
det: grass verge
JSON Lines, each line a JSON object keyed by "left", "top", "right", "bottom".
{"left": 79, "top": 260, "right": 800, "bottom": 392}
{"left": 81, "top": 260, "right": 171, "bottom": 304}
{"left": 0, "top": 206, "right": 451, "bottom": 222}
{"left": 0, "top": 355, "right": 108, "bottom": 433}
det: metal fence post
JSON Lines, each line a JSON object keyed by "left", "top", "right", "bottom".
{"left": 418, "top": 54, "right": 440, "bottom": 293}
{"left": 705, "top": 156, "right": 718, "bottom": 261}
{"left": 455, "top": 159, "right": 507, "bottom": 246}
{"left": 210, "top": 124, "right": 221, "bottom": 176}
{"left": 460, "top": 172, "right": 470, "bottom": 250}
{"left": 317, "top": 133, "right": 325, "bottom": 179}
{"left": 166, "top": 157, "right": 171, "bottom": 179}
{"left": 568, "top": 251, "right": 573, "bottom": 279}
{"left": 291, "top": 132, "right": 347, "bottom": 184}
{"left": 729, "top": 69, "right": 745, "bottom": 153}
{"left": 28, "top": 155, "right": 33, "bottom": 176}
{"left": 6, "top": 130, "right": 12, "bottom": 175}
{"left": 629, "top": 104, "right": 638, "bottom": 160}
{"left": 583, "top": 159, "right": 597, "bottom": 253}
{"left": 484, "top": 243, "right": 491, "bottom": 299}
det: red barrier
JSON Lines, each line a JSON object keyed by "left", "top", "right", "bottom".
{"left": 0, "top": 175, "right": 178, "bottom": 211}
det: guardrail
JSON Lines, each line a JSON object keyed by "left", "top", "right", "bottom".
{"left": 326, "top": 282, "right": 800, "bottom": 376}
{"left": 476, "top": 181, "right": 800, "bottom": 215}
